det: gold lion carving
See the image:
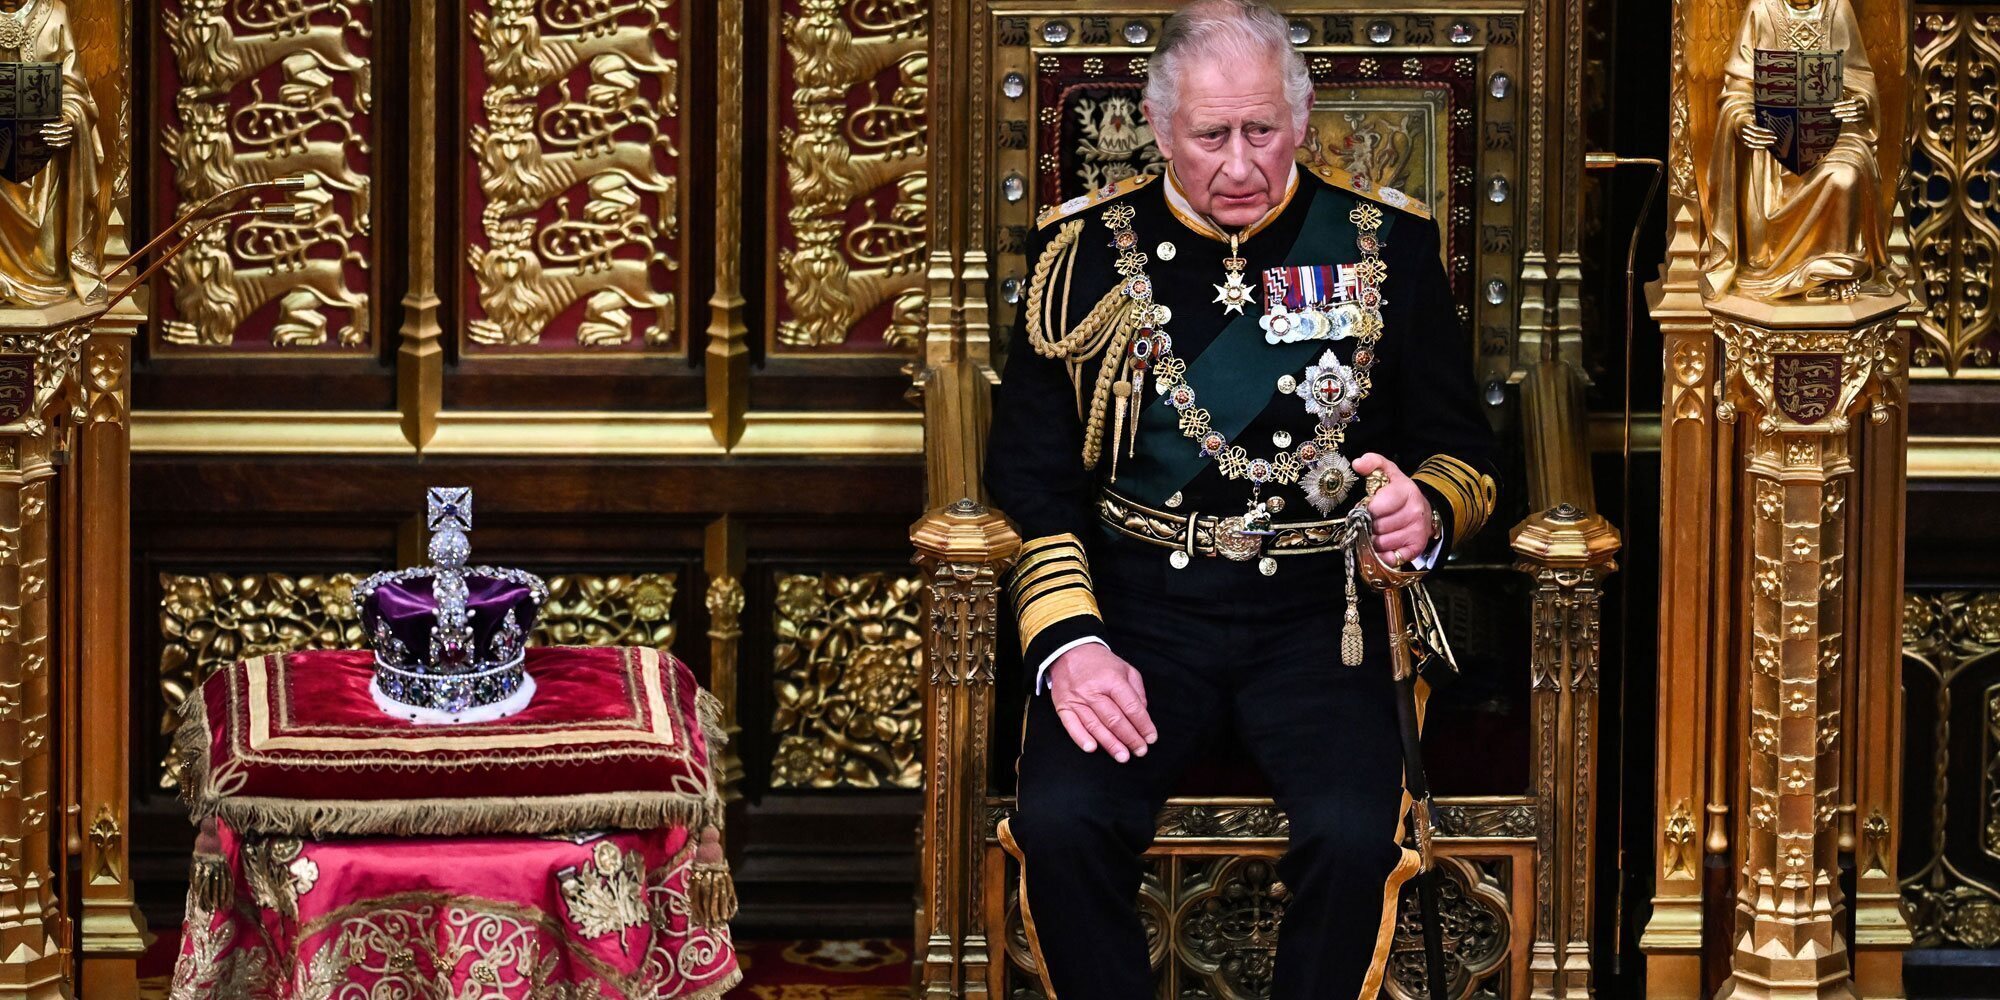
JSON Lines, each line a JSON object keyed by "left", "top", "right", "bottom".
{"left": 163, "top": 0, "right": 371, "bottom": 104}
{"left": 474, "top": 0, "right": 678, "bottom": 90}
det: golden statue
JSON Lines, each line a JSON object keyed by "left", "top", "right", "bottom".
{"left": 0, "top": 0, "right": 104, "bottom": 307}
{"left": 1702, "top": 0, "right": 1893, "bottom": 300}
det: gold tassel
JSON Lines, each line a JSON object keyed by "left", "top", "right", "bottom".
{"left": 689, "top": 862, "right": 738, "bottom": 928}
{"left": 190, "top": 852, "right": 232, "bottom": 913}
{"left": 1342, "top": 548, "right": 1365, "bottom": 666}
{"left": 1109, "top": 381, "right": 1129, "bottom": 482}
{"left": 1128, "top": 371, "right": 1143, "bottom": 458}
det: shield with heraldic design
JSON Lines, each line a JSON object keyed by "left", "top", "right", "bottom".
{"left": 1753, "top": 49, "right": 1844, "bottom": 175}
{"left": 1773, "top": 351, "right": 1842, "bottom": 424}
{"left": 0, "top": 354, "right": 31, "bottom": 423}
{"left": 0, "top": 62, "right": 60, "bottom": 184}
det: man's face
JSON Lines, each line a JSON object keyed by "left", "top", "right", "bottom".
{"left": 1149, "top": 57, "right": 1304, "bottom": 228}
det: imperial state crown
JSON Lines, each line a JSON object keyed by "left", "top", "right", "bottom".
{"left": 352, "top": 488, "right": 549, "bottom": 723}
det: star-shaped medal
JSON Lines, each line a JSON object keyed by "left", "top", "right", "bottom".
{"left": 1214, "top": 270, "right": 1252, "bottom": 315}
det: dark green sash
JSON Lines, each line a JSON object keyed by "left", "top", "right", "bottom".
{"left": 1110, "top": 188, "right": 1394, "bottom": 503}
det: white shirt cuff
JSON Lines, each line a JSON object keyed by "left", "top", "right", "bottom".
{"left": 1407, "top": 532, "right": 1446, "bottom": 570}
{"left": 1035, "top": 636, "right": 1107, "bottom": 694}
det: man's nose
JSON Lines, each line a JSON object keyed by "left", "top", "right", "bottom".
{"left": 1221, "top": 133, "right": 1257, "bottom": 179}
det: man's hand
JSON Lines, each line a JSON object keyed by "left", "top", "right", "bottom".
{"left": 40, "top": 118, "right": 72, "bottom": 150}
{"left": 1739, "top": 119, "right": 1777, "bottom": 151}
{"left": 1049, "top": 643, "right": 1157, "bottom": 762}
{"left": 1352, "top": 453, "right": 1434, "bottom": 565}
{"left": 1831, "top": 97, "right": 1865, "bottom": 124}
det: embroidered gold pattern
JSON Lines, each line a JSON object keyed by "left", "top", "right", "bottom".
{"left": 559, "top": 840, "right": 650, "bottom": 940}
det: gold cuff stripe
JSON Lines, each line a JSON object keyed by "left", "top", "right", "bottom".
{"left": 1010, "top": 559, "right": 1088, "bottom": 603}
{"left": 1020, "top": 532, "right": 1087, "bottom": 558}
{"left": 1018, "top": 586, "right": 1101, "bottom": 642}
{"left": 1414, "top": 455, "right": 1495, "bottom": 542}
{"left": 1013, "top": 546, "right": 1087, "bottom": 579}
{"left": 1014, "top": 569, "right": 1092, "bottom": 608}
{"left": 1013, "top": 533, "right": 1100, "bottom": 647}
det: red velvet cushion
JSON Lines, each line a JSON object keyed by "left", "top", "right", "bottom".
{"left": 176, "top": 646, "right": 723, "bottom": 839}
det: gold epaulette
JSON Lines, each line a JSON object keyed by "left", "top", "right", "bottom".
{"left": 1306, "top": 161, "right": 1433, "bottom": 221}
{"left": 1036, "top": 173, "right": 1157, "bottom": 230}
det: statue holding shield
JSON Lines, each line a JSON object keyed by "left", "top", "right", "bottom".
{"left": 1702, "top": 0, "right": 1894, "bottom": 301}
{"left": 0, "top": 0, "right": 102, "bottom": 307}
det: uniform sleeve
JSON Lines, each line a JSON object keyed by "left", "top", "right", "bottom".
{"left": 983, "top": 227, "right": 1106, "bottom": 685}
{"left": 1385, "top": 215, "right": 1500, "bottom": 551}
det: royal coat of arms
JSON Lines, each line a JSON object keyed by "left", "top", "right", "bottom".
{"left": 1752, "top": 49, "right": 1843, "bottom": 175}
{"left": 0, "top": 62, "right": 59, "bottom": 183}
{"left": 1772, "top": 351, "right": 1843, "bottom": 424}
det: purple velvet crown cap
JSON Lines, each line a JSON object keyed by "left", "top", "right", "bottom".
{"left": 360, "top": 574, "right": 542, "bottom": 669}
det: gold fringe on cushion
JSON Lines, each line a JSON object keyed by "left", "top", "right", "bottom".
{"left": 212, "top": 791, "right": 714, "bottom": 840}
{"left": 689, "top": 861, "right": 738, "bottom": 928}
{"left": 171, "top": 691, "right": 213, "bottom": 815}
{"left": 189, "top": 852, "right": 232, "bottom": 913}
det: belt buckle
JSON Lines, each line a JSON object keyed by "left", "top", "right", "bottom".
{"left": 1214, "top": 515, "right": 1264, "bottom": 562}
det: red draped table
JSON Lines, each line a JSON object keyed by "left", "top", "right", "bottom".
{"left": 170, "top": 646, "right": 741, "bottom": 999}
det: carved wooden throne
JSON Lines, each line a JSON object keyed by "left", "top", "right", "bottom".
{"left": 912, "top": 5, "right": 1618, "bottom": 998}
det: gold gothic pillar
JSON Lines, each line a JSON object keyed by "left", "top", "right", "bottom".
{"left": 1710, "top": 293, "right": 1905, "bottom": 1000}
{"left": 1647, "top": 2, "right": 1913, "bottom": 997}
{"left": 0, "top": 313, "right": 92, "bottom": 1000}
{"left": 912, "top": 502, "right": 1016, "bottom": 999}
{"left": 1514, "top": 505, "right": 1619, "bottom": 1000}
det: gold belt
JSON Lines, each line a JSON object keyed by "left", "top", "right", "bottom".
{"left": 1096, "top": 489, "right": 1353, "bottom": 563}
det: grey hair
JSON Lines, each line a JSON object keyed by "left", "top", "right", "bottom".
{"left": 1143, "top": 0, "right": 1313, "bottom": 143}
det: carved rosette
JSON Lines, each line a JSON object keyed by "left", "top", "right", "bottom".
{"left": 770, "top": 571, "right": 924, "bottom": 789}
{"left": 465, "top": 0, "right": 684, "bottom": 352}
{"left": 772, "top": 0, "right": 929, "bottom": 352}
{"left": 156, "top": 0, "right": 375, "bottom": 352}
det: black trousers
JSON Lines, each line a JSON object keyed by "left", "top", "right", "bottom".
{"left": 1005, "top": 546, "right": 1416, "bottom": 999}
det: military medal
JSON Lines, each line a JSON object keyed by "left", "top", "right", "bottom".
{"left": 1100, "top": 189, "right": 1392, "bottom": 575}
{"left": 1213, "top": 233, "right": 1253, "bottom": 315}
{"left": 1261, "top": 264, "right": 1362, "bottom": 343}
{"left": 1296, "top": 349, "right": 1362, "bottom": 424}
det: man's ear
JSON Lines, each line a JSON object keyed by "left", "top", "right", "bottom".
{"left": 1143, "top": 100, "right": 1173, "bottom": 160}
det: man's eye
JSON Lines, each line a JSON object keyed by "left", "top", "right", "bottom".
{"left": 1248, "top": 125, "right": 1271, "bottom": 137}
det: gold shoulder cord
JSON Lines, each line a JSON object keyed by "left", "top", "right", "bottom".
{"left": 1025, "top": 216, "right": 1147, "bottom": 461}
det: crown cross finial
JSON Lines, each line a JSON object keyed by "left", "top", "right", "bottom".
{"left": 428, "top": 487, "right": 473, "bottom": 533}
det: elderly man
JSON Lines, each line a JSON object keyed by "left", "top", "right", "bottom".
{"left": 984, "top": 1, "right": 1498, "bottom": 997}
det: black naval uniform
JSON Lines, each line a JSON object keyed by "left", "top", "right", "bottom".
{"left": 985, "top": 165, "right": 1498, "bottom": 1000}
